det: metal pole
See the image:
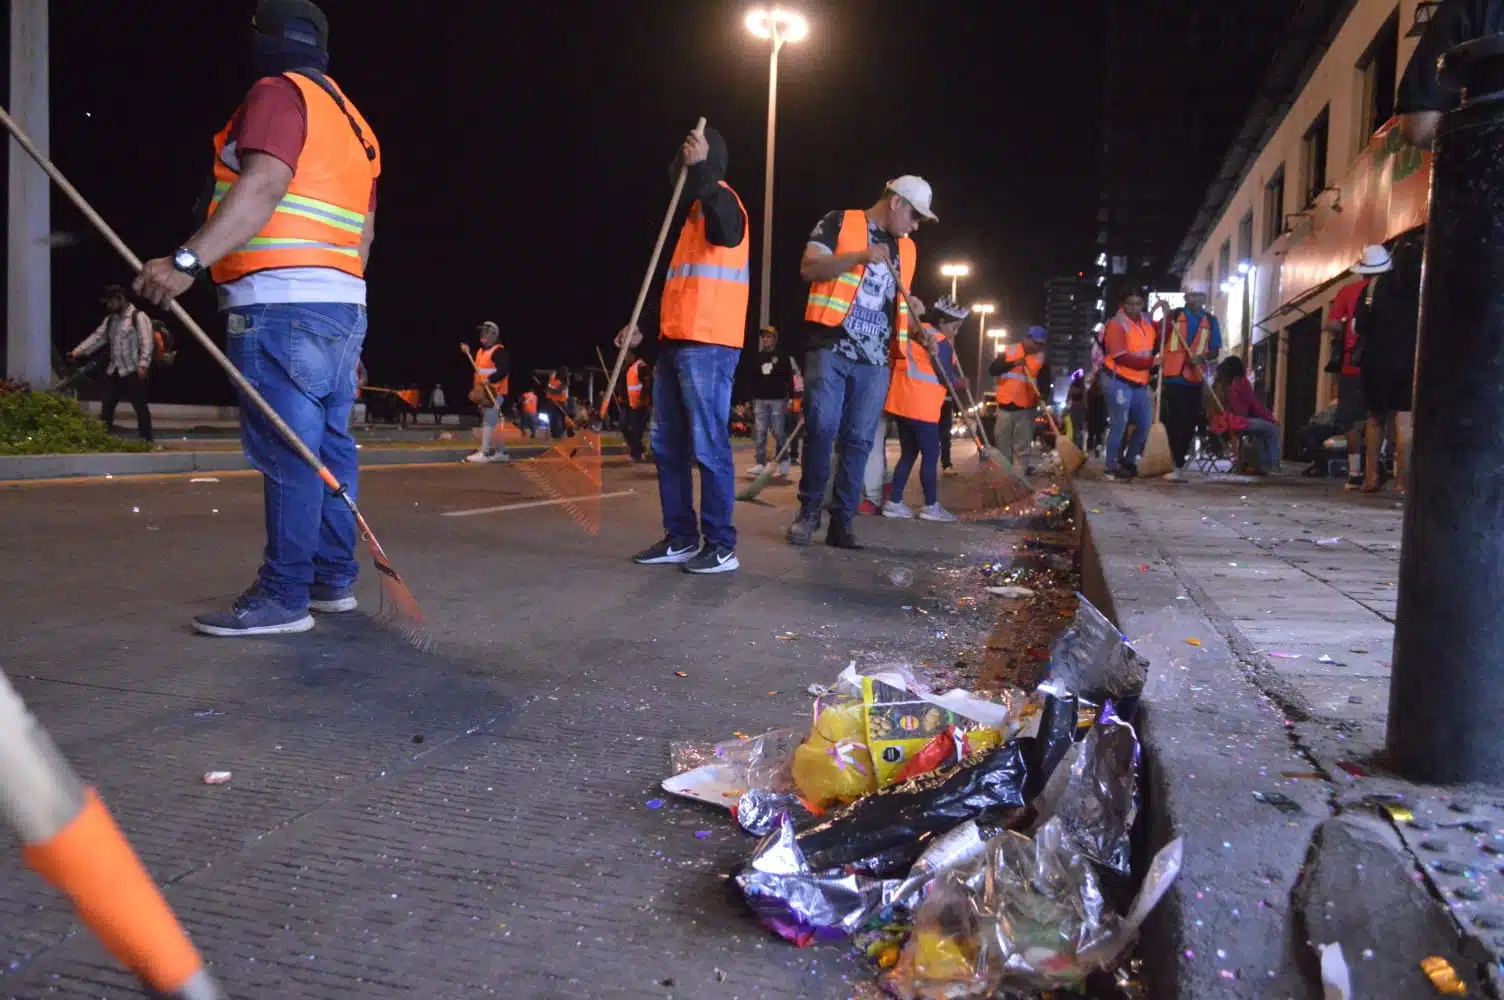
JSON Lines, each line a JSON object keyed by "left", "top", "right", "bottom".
{"left": 950, "top": 275, "right": 958, "bottom": 300}
{"left": 1387, "top": 35, "right": 1504, "bottom": 783}
{"left": 7, "top": 0, "right": 51, "bottom": 386}
{"left": 974, "top": 312, "right": 986, "bottom": 403}
{"left": 757, "top": 30, "right": 783, "bottom": 332}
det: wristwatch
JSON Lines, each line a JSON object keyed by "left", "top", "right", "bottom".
{"left": 172, "top": 247, "right": 205, "bottom": 277}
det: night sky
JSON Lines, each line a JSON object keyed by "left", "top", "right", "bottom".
{"left": 9, "top": 1, "right": 1273, "bottom": 406}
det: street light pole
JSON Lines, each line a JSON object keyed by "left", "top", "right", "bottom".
{"left": 746, "top": 8, "right": 807, "bottom": 333}
{"left": 971, "top": 302, "right": 995, "bottom": 402}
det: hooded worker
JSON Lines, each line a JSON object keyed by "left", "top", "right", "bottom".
{"left": 132, "top": 0, "right": 382, "bottom": 637}
{"left": 618, "top": 124, "right": 750, "bottom": 574}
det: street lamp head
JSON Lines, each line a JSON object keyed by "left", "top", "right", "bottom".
{"left": 972, "top": 302, "right": 995, "bottom": 314}
{"left": 988, "top": 328, "right": 1007, "bottom": 339}
{"left": 940, "top": 263, "right": 971, "bottom": 278}
{"left": 746, "top": 8, "right": 808, "bottom": 42}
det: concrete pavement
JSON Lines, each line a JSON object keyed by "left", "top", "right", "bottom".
{"left": 1081, "top": 473, "right": 1498, "bottom": 997}
{"left": 0, "top": 446, "right": 1025, "bottom": 998}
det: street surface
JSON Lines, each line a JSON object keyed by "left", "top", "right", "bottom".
{"left": 0, "top": 445, "right": 1020, "bottom": 999}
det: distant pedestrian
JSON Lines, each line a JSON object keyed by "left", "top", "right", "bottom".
{"left": 748, "top": 325, "right": 794, "bottom": 479}
{"left": 1355, "top": 231, "right": 1424, "bottom": 495}
{"left": 132, "top": 0, "right": 380, "bottom": 637}
{"left": 1100, "top": 290, "right": 1157, "bottom": 480}
{"left": 68, "top": 285, "right": 155, "bottom": 444}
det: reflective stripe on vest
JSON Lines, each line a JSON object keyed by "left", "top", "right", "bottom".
{"left": 1102, "top": 314, "right": 1156, "bottom": 386}
{"left": 209, "top": 72, "right": 380, "bottom": 285}
{"left": 995, "top": 346, "right": 1042, "bottom": 408}
{"left": 1163, "top": 311, "right": 1211, "bottom": 382}
{"left": 884, "top": 325, "right": 947, "bottom": 421}
{"left": 626, "top": 362, "right": 646, "bottom": 407}
{"left": 660, "top": 182, "right": 751, "bottom": 348}
{"left": 804, "top": 209, "right": 917, "bottom": 337}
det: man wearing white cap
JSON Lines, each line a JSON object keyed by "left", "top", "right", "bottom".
{"left": 1323, "top": 244, "right": 1387, "bottom": 488}
{"left": 1157, "top": 279, "right": 1221, "bottom": 481}
{"left": 789, "top": 177, "right": 933, "bottom": 549}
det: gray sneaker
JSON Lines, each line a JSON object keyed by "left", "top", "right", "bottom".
{"left": 308, "top": 584, "right": 358, "bottom": 613}
{"left": 882, "top": 500, "right": 915, "bottom": 519}
{"left": 918, "top": 503, "right": 957, "bottom": 523}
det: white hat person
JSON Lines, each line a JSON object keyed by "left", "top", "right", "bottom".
{"left": 1352, "top": 244, "right": 1393, "bottom": 275}
{"left": 886, "top": 175, "right": 938, "bottom": 222}
{"left": 1182, "top": 278, "right": 1211, "bottom": 295}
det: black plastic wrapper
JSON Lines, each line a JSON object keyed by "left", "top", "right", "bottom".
{"left": 794, "top": 742, "right": 1028, "bottom": 874}
{"left": 1022, "top": 692, "right": 1077, "bottom": 802}
{"left": 1047, "top": 594, "right": 1149, "bottom": 703}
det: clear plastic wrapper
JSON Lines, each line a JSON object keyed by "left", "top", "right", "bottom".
{"left": 1046, "top": 594, "right": 1149, "bottom": 702}
{"left": 666, "top": 728, "right": 808, "bottom": 834}
{"left": 883, "top": 874, "right": 991, "bottom": 999}
{"left": 1053, "top": 700, "right": 1139, "bottom": 874}
{"left": 735, "top": 813, "right": 900, "bottom": 947}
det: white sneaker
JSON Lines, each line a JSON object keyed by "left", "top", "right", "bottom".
{"left": 747, "top": 464, "right": 767, "bottom": 478}
{"left": 778, "top": 461, "right": 792, "bottom": 478}
{"left": 464, "top": 451, "right": 493, "bottom": 463}
{"left": 1167, "top": 468, "right": 1188, "bottom": 483}
{"left": 919, "top": 503, "right": 957, "bottom": 523}
{"left": 882, "top": 500, "right": 915, "bottom": 519}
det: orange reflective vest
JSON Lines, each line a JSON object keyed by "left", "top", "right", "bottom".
{"left": 660, "top": 182, "right": 751, "bottom": 348}
{"left": 804, "top": 210, "right": 917, "bottom": 338}
{"left": 626, "top": 360, "right": 647, "bottom": 408}
{"left": 209, "top": 73, "right": 381, "bottom": 285}
{"left": 996, "top": 344, "right": 1043, "bottom": 408}
{"left": 474, "top": 343, "right": 507, "bottom": 399}
{"left": 547, "top": 375, "right": 567, "bottom": 405}
{"left": 521, "top": 391, "right": 539, "bottom": 415}
{"left": 1103, "top": 315, "right": 1157, "bottom": 386}
{"left": 1162, "top": 310, "right": 1212, "bottom": 383}
{"left": 396, "top": 389, "right": 419, "bottom": 408}
{"left": 885, "top": 323, "right": 948, "bottom": 422}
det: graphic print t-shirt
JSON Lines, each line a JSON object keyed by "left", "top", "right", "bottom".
{"left": 805, "top": 211, "right": 901, "bottom": 366}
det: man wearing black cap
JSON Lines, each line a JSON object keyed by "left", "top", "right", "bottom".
{"left": 133, "top": 0, "right": 382, "bottom": 637}
{"left": 68, "top": 285, "right": 155, "bottom": 444}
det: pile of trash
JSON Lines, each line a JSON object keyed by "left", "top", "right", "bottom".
{"left": 664, "top": 595, "right": 1180, "bottom": 999}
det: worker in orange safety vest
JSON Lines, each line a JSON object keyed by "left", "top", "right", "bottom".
{"left": 622, "top": 355, "right": 651, "bottom": 462}
{"left": 881, "top": 296, "right": 966, "bottom": 522}
{"left": 617, "top": 125, "right": 749, "bottom": 575}
{"left": 989, "top": 327, "right": 1049, "bottom": 474}
{"left": 465, "top": 320, "right": 510, "bottom": 463}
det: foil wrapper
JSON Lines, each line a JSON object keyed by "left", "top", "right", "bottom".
{"left": 1047, "top": 594, "right": 1149, "bottom": 702}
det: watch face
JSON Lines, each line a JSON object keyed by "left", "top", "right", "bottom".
{"left": 174, "top": 249, "right": 198, "bottom": 270}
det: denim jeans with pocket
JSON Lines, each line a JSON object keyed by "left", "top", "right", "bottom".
{"left": 651, "top": 342, "right": 740, "bottom": 549}
{"left": 1103, "top": 372, "right": 1152, "bottom": 473}
{"left": 226, "top": 303, "right": 367, "bottom": 610}
{"left": 753, "top": 398, "right": 788, "bottom": 466}
{"left": 798, "top": 348, "right": 890, "bottom": 522}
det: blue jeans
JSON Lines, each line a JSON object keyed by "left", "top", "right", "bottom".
{"left": 798, "top": 348, "right": 890, "bottom": 521}
{"left": 1103, "top": 373, "right": 1152, "bottom": 473}
{"left": 891, "top": 416, "right": 940, "bottom": 506}
{"left": 651, "top": 342, "right": 739, "bottom": 549}
{"left": 753, "top": 398, "right": 788, "bottom": 466}
{"left": 226, "top": 303, "right": 367, "bottom": 611}
{"left": 1244, "top": 417, "right": 1281, "bottom": 471}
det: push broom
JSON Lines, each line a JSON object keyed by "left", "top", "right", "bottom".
{"left": 0, "top": 105, "right": 427, "bottom": 638}
{"left": 1136, "top": 310, "right": 1178, "bottom": 479}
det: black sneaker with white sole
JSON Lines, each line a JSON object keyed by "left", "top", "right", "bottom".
{"left": 684, "top": 544, "right": 739, "bottom": 574}
{"left": 633, "top": 537, "right": 700, "bottom": 565}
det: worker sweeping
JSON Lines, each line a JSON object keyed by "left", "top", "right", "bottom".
{"left": 881, "top": 296, "right": 965, "bottom": 522}
{"left": 618, "top": 125, "right": 749, "bottom": 574}
{"left": 1101, "top": 289, "right": 1159, "bottom": 480}
{"left": 989, "top": 327, "right": 1049, "bottom": 475}
{"left": 464, "top": 320, "right": 511, "bottom": 464}
{"left": 132, "top": 0, "right": 379, "bottom": 637}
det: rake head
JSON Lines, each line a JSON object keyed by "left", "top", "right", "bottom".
{"left": 348, "top": 505, "right": 432, "bottom": 652}
{"left": 517, "top": 431, "right": 604, "bottom": 534}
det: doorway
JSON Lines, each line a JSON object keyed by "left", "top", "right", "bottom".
{"left": 1282, "top": 311, "right": 1323, "bottom": 457}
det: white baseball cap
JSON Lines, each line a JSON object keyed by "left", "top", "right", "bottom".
{"left": 1352, "top": 244, "right": 1393, "bottom": 275}
{"left": 1182, "top": 278, "right": 1210, "bottom": 295}
{"left": 886, "top": 175, "right": 937, "bottom": 222}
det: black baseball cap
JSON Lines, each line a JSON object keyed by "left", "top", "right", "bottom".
{"left": 253, "top": 0, "right": 329, "bottom": 50}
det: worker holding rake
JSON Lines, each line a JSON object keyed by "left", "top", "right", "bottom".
{"left": 133, "top": 0, "right": 381, "bottom": 636}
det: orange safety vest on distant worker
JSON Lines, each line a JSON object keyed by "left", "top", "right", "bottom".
{"left": 547, "top": 375, "right": 567, "bottom": 406}
{"left": 521, "top": 391, "right": 538, "bottom": 415}
{"left": 804, "top": 209, "right": 917, "bottom": 337}
{"left": 1161, "top": 310, "right": 1212, "bottom": 383}
{"left": 474, "top": 343, "right": 508, "bottom": 400}
{"left": 626, "top": 360, "right": 647, "bottom": 408}
{"left": 208, "top": 72, "right": 381, "bottom": 285}
{"left": 996, "top": 344, "right": 1043, "bottom": 409}
{"left": 659, "top": 181, "right": 751, "bottom": 348}
{"left": 884, "top": 323, "right": 949, "bottom": 422}
{"left": 1102, "top": 313, "right": 1157, "bottom": 386}
{"left": 396, "top": 389, "right": 419, "bottom": 408}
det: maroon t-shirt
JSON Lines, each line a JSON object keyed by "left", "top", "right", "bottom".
{"left": 229, "top": 76, "right": 376, "bottom": 211}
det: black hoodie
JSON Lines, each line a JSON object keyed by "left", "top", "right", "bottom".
{"left": 677, "top": 126, "right": 745, "bottom": 248}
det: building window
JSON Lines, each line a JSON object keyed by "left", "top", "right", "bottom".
{"left": 1357, "top": 8, "right": 1400, "bottom": 145}
{"left": 1302, "top": 106, "right": 1330, "bottom": 206}
{"left": 1238, "top": 210, "right": 1254, "bottom": 264}
{"left": 1218, "top": 240, "right": 1231, "bottom": 287}
{"left": 1263, "top": 166, "right": 1285, "bottom": 249}
{"left": 1202, "top": 263, "right": 1213, "bottom": 292}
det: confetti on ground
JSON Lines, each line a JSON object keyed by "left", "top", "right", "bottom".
{"left": 674, "top": 671, "right": 687, "bottom": 678}
{"left": 694, "top": 830, "right": 711, "bottom": 840}
{"left": 645, "top": 798, "right": 665, "bottom": 809}
{"left": 1269, "top": 651, "right": 1301, "bottom": 660}
{"left": 1186, "top": 637, "right": 1202, "bottom": 646}
{"left": 776, "top": 633, "right": 799, "bottom": 640}
{"left": 732, "top": 731, "right": 750, "bottom": 739}
{"left": 202, "top": 771, "right": 232, "bottom": 785}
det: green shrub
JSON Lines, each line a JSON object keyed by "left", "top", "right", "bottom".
{"left": 0, "top": 388, "right": 154, "bottom": 455}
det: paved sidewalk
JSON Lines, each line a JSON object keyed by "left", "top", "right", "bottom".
{"left": 1082, "top": 473, "right": 1501, "bottom": 997}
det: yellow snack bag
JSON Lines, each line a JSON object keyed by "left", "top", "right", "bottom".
{"left": 862, "top": 676, "right": 972, "bottom": 786}
{"left": 791, "top": 700, "right": 878, "bottom": 808}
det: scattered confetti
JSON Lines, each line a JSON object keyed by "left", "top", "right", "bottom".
{"left": 1186, "top": 637, "right": 1202, "bottom": 646}
{"left": 694, "top": 830, "right": 711, "bottom": 840}
{"left": 1268, "top": 651, "right": 1301, "bottom": 660}
{"left": 775, "top": 633, "right": 799, "bottom": 640}
{"left": 674, "top": 671, "right": 687, "bottom": 678}
{"left": 645, "top": 798, "right": 665, "bottom": 809}
{"left": 202, "top": 771, "right": 231, "bottom": 785}
{"left": 732, "top": 731, "right": 750, "bottom": 740}
{"left": 1420, "top": 955, "right": 1467, "bottom": 995}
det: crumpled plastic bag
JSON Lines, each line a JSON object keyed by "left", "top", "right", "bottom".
{"left": 1052, "top": 700, "right": 1139, "bottom": 874}
{"left": 794, "top": 742, "right": 1029, "bottom": 876}
{"left": 734, "top": 812, "right": 899, "bottom": 947}
{"left": 1046, "top": 594, "right": 1149, "bottom": 702}
{"left": 886, "top": 819, "right": 1184, "bottom": 996}
{"left": 667, "top": 728, "right": 811, "bottom": 835}
{"left": 792, "top": 698, "right": 878, "bottom": 809}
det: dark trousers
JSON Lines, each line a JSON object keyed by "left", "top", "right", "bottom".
{"left": 101, "top": 371, "right": 152, "bottom": 442}
{"left": 622, "top": 405, "right": 648, "bottom": 460}
{"left": 938, "top": 398, "right": 954, "bottom": 468}
{"left": 1161, "top": 380, "right": 1205, "bottom": 469}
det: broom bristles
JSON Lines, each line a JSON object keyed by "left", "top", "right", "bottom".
{"left": 1137, "top": 422, "right": 1175, "bottom": 479}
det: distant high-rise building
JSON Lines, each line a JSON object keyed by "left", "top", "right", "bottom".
{"left": 1044, "top": 276, "right": 1097, "bottom": 399}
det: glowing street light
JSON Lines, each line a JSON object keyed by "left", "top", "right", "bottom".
{"left": 940, "top": 262, "right": 971, "bottom": 300}
{"left": 970, "top": 302, "right": 995, "bottom": 400}
{"left": 746, "top": 8, "right": 808, "bottom": 331}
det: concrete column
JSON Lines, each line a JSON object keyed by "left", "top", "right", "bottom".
{"left": 6, "top": 0, "right": 50, "bottom": 387}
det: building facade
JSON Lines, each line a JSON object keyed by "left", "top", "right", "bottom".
{"left": 1171, "top": 0, "right": 1432, "bottom": 454}
{"left": 1044, "top": 276, "right": 1097, "bottom": 399}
